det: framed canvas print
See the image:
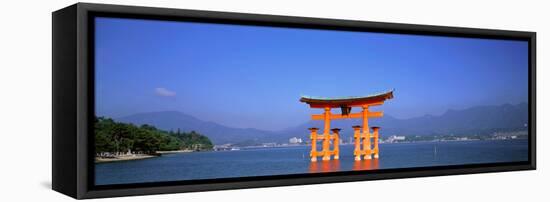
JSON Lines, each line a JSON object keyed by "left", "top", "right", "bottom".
{"left": 52, "top": 3, "right": 536, "bottom": 199}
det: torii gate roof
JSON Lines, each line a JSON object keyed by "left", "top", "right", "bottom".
{"left": 300, "top": 89, "right": 394, "bottom": 108}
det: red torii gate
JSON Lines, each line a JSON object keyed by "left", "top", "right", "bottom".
{"left": 300, "top": 90, "right": 394, "bottom": 162}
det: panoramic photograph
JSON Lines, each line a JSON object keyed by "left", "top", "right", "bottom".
{"left": 93, "top": 17, "right": 529, "bottom": 186}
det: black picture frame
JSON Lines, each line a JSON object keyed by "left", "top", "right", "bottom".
{"left": 52, "top": 2, "right": 536, "bottom": 199}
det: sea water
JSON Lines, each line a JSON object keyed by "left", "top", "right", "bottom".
{"left": 95, "top": 139, "right": 528, "bottom": 185}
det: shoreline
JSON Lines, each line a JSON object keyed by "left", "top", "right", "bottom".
{"left": 95, "top": 150, "right": 196, "bottom": 163}
{"left": 156, "top": 150, "right": 194, "bottom": 154}
{"left": 95, "top": 139, "right": 526, "bottom": 163}
{"left": 95, "top": 154, "right": 158, "bottom": 163}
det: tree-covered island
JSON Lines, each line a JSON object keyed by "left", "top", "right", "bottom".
{"left": 95, "top": 117, "right": 213, "bottom": 162}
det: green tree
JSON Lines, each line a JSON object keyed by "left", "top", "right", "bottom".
{"left": 94, "top": 117, "right": 214, "bottom": 157}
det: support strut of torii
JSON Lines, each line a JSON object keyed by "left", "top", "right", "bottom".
{"left": 300, "top": 90, "right": 394, "bottom": 162}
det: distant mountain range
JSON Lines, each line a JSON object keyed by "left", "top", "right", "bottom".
{"left": 116, "top": 102, "right": 528, "bottom": 145}
{"left": 116, "top": 111, "right": 276, "bottom": 145}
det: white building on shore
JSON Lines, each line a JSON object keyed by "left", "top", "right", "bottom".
{"left": 386, "top": 135, "right": 406, "bottom": 143}
{"left": 289, "top": 137, "right": 303, "bottom": 144}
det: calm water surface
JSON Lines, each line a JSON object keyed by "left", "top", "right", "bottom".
{"left": 95, "top": 139, "right": 528, "bottom": 185}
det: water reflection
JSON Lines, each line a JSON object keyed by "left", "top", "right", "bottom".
{"left": 309, "top": 159, "right": 341, "bottom": 173}
{"left": 352, "top": 158, "right": 380, "bottom": 171}
{"left": 308, "top": 158, "right": 380, "bottom": 173}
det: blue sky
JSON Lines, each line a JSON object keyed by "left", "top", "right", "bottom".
{"left": 95, "top": 17, "right": 528, "bottom": 131}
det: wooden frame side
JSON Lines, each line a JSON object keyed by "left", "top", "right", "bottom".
{"left": 52, "top": 4, "right": 78, "bottom": 198}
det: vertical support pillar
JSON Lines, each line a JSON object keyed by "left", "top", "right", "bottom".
{"left": 372, "top": 127, "right": 380, "bottom": 159}
{"left": 352, "top": 125, "right": 362, "bottom": 161}
{"left": 331, "top": 128, "right": 341, "bottom": 160}
{"left": 362, "top": 106, "right": 372, "bottom": 160}
{"left": 309, "top": 127, "right": 319, "bottom": 162}
{"left": 322, "top": 107, "right": 331, "bottom": 161}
